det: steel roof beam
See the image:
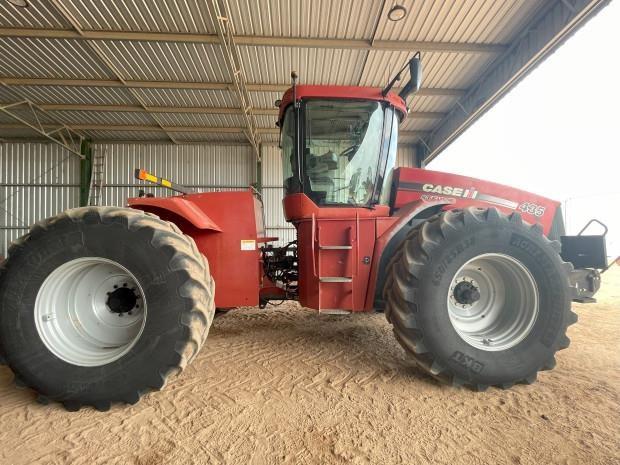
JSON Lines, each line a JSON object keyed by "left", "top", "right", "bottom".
{"left": 0, "top": 122, "right": 427, "bottom": 139}
{"left": 206, "top": 0, "right": 260, "bottom": 158}
{"left": 9, "top": 103, "right": 443, "bottom": 119}
{"left": 0, "top": 98, "right": 84, "bottom": 158}
{"left": 32, "top": 103, "right": 279, "bottom": 115}
{"left": 0, "top": 77, "right": 466, "bottom": 97}
{"left": 421, "top": 0, "right": 611, "bottom": 164}
{"left": 0, "top": 28, "right": 507, "bottom": 54}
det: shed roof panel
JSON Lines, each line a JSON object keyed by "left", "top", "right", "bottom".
{"left": 0, "top": 37, "right": 116, "bottom": 79}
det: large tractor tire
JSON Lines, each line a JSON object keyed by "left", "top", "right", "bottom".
{"left": 0, "top": 206, "right": 215, "bottom": 411}
{"left": 384, "top": 207, "right": 576, "bottom": 390}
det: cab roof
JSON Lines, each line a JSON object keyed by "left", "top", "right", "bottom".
{"left": 277, "top": 85, "right": 408, "bottom": 124}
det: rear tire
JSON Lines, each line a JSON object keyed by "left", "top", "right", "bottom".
{"left": 384, "top": 207, "right": 576, "bottom": 390}
{"left": 0, "top": 206, "right": 215, "bottom": 410}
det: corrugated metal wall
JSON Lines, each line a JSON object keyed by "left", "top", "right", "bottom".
{"left": 0, "top": 143, "right": 80, "bottom": 257}
{"left": 261, "top": 144, "right": 295, "bottom": 246}
{"left": 260, "top": 143, "right": 418, "bottom": 246}
{"left": 91, "top": 143, "right": 254, "bottom": 205}
{"left": 0, "top": 142, "right": 255, "bottom": 257}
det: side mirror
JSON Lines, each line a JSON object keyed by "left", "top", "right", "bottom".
{"left": 398, "top": 56, "right": 422, "bottom": 100}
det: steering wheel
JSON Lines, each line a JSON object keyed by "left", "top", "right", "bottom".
{"left": 338, "top": 145, "right": 359, "bottom": 161}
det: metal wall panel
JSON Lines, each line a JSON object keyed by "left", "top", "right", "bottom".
{"left": 0, "top": 142, "right": 255, "bottom": 256}
{"left": 261, "top": 144, "right": 294, "bottom": 246}
{"left": 92, "top": 142, "right": 255, "bottom": 204}
{"left": 0, "top": 142, "right": 80, "bottom": 257}
{"left": 397, "top": 145, "right": 417, "bottom": 168}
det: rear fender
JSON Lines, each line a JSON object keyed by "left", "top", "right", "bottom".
{"left": 365, "top": 199, "right": 450, "bottom": 310}
{"left": 127, "top": 196, "right": 222, "bottom": 232}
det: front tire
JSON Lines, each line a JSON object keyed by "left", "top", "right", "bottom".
{"left": 0, "top": 206, "right": 215, "bottom": 410}
{"left": 384, "top": 207, "right": 576, "bottom": 390}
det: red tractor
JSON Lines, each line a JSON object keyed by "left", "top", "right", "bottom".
{"left": 0, "top": 57, "right": 607, "bottom": 411}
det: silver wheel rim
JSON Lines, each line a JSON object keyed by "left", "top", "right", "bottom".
{"left": 447, "top": 253, "right": 538, "bottom": 351}
{"left": 34, "top": 257, "right": 147, "bottom": 367}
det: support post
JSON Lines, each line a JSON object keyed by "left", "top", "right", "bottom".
{"left": 253, "top": 143, "right": 263, "bottom": 194}
{"left": 415, "top": 141, "right": 428, "bottom": 168}
{"left": 79, "top": 139, "right": 92, "bottom": 206}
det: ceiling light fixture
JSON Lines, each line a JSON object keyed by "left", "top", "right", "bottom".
{"left": 8, "top": 0, "right": 30, "bottom": 7}
{"left": 387, "top": 4, "right": 407, "bottom": 22}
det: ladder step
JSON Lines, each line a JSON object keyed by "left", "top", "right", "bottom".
{"left": 319, "top": 277, "right": 352, "bottom": 283}
{"left": 319, "top": 245, "right": 353, "bottom": 250}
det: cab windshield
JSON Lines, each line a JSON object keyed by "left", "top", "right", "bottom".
{"left": 281, "top": 99, "right": 397, "bottom": 207}
{"left": 302, "top": 100, "right": 384, "bottom": 206}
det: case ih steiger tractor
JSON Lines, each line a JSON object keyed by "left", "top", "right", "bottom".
{"left": 0, "top": 56, "right": 608, "bottom": 411}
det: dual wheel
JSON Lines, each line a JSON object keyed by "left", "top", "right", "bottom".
{"left": 384, "top": 207, "right": 576, "bottom": 389}
{"left": 0, "top": 207, "right": 215, "bottom": 411}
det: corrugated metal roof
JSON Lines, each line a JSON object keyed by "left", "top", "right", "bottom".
{"left": 168, "top": 131, "right": 247, "bottom": 143}
{"left": 4, "top": 85, "right": 138, "bottom": 106}
{"left": 135, "top": 88, "right": 237, "bottom": 108}
{"left": 229, "top": 0, "right": 379, "bottom": 39}
{"left": 250, "top": 91, "right": 283, "bottom": 109}
{"left": 411, "top": 95, "right": 459, "bottom": 113}
{"left": 0, "top": 37, "right": 115, "bottom": 79}
{"left": 374, "top": 0, "right": 545, "bottom": 44}
{"left": 149, "top": 112, "right": 245, "bottom": 128}
{"left": 0, "top": 127, "right": 43, "bottom": 139}
{"left": 61, "top": 0, "right": 217, "bottom": 34}
{"left": 78, "top": 129, "right": 169, "bottom": 141}
{"left": 240, "top": 46, "right": 366, "bottom": 85}
{"left": 48, "top": 109, "right": 157, "bottom": 126}
{"left": 0, "top": 0, "right": 71, "bottom": 29}
{"left": 0, "top": 0, "right": 599, "bottom": 152}
{"left": 359, "top": 50, "right": 495, "bottom": 89}
{"left": 93, "top": 40, "right": 229, "bottom": 82}
{"left": 401, "top": 117, "right": 439, "bottom": 132}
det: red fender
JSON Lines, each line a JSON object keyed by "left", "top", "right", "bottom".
{"left": 364, "top": 199, "right": 450, "bottom": 309}
{"left": 127, "top": 196, "right": 222, "bottom": 232}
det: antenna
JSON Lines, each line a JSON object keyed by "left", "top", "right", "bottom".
{"left": 291, "top": 71, "right": 298, "bottom": 106}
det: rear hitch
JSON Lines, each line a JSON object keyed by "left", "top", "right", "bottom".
{"left": 561, "top": 219, "right": 609, "bottom": 304}
{"left": 569, "top": 268, "right": 601, "bottom": 303}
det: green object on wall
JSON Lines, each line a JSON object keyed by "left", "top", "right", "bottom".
{"left": 79, "top": 140, "right": 92, "bottom": 207}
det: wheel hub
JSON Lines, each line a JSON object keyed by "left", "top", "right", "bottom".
{"left": 446, "top": 253, "right": 539, "bottom": 352}
{"left": 106, "top": 285, "right": 140, "bottom": 315}
{"left": 452, "top": 280, "right": 481, "bottom": 305}
{"left": 34, "top": 257, "right": 147, "bottom": 367}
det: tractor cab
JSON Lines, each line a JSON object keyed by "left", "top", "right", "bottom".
{"left": 277, "top": 54, "right": 421, "bottom": 219}
{"left": 277, "top": 86, "right": 407, "bottom": 212}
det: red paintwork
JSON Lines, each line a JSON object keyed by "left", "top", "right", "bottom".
{"left": 277, "top": 85, "right": 408, "bottom": 123}
{"left": 127, "top": 170, "right": 560, "bottom": 313}
{"left": 364, "top": 199, "right": 450, "bottom": 310}
{"left": 284, "top": 193, "right": 394, "bottom": 312}
{"left": 283, "top": 165, "right": 561, "bottom": 312}
{"left": 128, "top": 190, "right": 265, "bottom": 308}
{"left": 392, "top": 167, "right": 560, "bottom": 234}
{"left": 128, "top": 195, "right": 222, "bottom": 231}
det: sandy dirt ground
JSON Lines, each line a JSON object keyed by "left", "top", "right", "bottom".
{"left": 0, "top": 268, "right": 618, "bottom": 465}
